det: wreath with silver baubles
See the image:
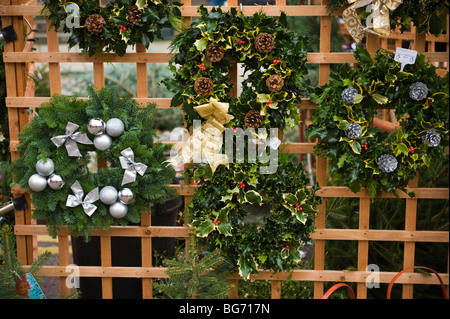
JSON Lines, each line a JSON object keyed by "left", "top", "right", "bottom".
{"left": 13, "top": 87, "right": 175, "bottom": 238}
{"left": 307, "top": 46, "right": 449, "bottom": 196}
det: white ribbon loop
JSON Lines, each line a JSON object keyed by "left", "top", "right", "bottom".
{"left": 51, "top": 122, "right": 93, "bottom": 157}
{"left": 119, "top": 147, "right": 148, "bottom": 186}
{"left": 66, "top": 180, "right": 99, "bottom": 216}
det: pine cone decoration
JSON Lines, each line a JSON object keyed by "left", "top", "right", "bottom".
{"left": 266, "top": 74, "right": 284, "bottom": 92}
{"left": 254, "top": 33, "right": 274, "bottom": 54}
{"left": 127, "top": 5, "right": 143, "bottom": 25}
{"left": 378, "top": 154, "right": 398, "bottom": 174}
{"left": 205, "top": 45, "right": 225, "bottom": 62}
{"left": 85, "top": 14, "right": 106, "bottom": 35}
{"left": 341, "top": 87, "right": 358, "bottom": 104}
{"left": 194, "top": 77, "right": 214, "bottom": 97}
{"left": 345, "top": 122, "right": 362, "bottom": 139}
{"left": 244, "top": 110, "right": 264, "bottom": 129}
{"left": 409, "top": 82, "right": 428, "bottom": 101}
{"left": 422, "top": 129, "right": 441, "bottom": 147}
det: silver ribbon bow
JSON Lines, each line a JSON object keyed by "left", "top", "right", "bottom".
{"left": 119, "top": 147, "right": 148, "bottom": 186}
{"left": 66, "top": 180, "right": 99, "bottom": 216}
{"left": 51, "top": 122, "right": 93, "bottom": 157}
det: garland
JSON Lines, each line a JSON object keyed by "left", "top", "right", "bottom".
{"left": 163, "top": 6, "right": 309, "bottom": 130}
{"left": 187, "top": 156, "right": 320, "bottom": 279}
{"left": 42, "top": 0, "right": 183, "bottom": 56}
{"left": 12, "top": 87, "right": 175, "bottom": 239}
{"left": 306, "top": 46, "right": 449, "bottom": 196}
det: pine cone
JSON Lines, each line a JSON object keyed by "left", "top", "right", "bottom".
{"left": 194, "top": 77, "right": 214, "bottom": 97}
{"left": 422, "top": 129, "right": 441, "bottom": 147}
{"left": 341, "top": 87, "right": 358, "bottom": 104}
{"left": 127, "top": 5, "right": 143, "bottom": 25}
{"left": 266, "top": 74, "right": 284, "bottom": 92}
{"left": 85, "top": 14, "right": 106, "bottom": 35}
{"left": 244, "top": 110, "right": 264, "bottom": 129}
{"left": 345, "top": 122, "right": 362, "bottom": 139}
{"left": 254, "top": 33, "right": 274, "bottom": 54}
{"left": 205, "top": 45, "right": 225, "bottom": 63}
{"left": 378, "top": 154, "right": 398, "bottom": 174}
{"left": 409, "top": 82, "right": 428, "bottom": 101}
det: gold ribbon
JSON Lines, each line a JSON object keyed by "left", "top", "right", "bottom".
{"left": 170, "top": 98, "right": 234, "bottom": 174}
{"left": 342, "top": 0, "right": 402, "bottom": 43}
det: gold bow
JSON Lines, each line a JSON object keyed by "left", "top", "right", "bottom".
{"left": 342, "top": 0, "right": 402, "bottom": 43}
{"left": 170, "top": 98, "right": 234, "bottom": 174}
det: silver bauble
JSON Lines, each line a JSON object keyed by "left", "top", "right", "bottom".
{"left": 93, "top": 134, "right": 112, "bottom": 151}
{"left": 118, "top": 188, "right": 135, "bottom": 205}
{"left": 105, "top": 118, "right": 125, "bottom": 137}
{"left": 109, "top": 202, "right": 128, "bottom": 219}
{"left": 88, "top": 118, "right": 106, "bottom": 136}
{"left": 28, "top": 174, "right": 48, "bottom": 192}
{"left": 100, "top": 186, "right": 118, "bottom": 205}
{"left": 47, "top": 173, "right": 65, "bottom": 190}
{"left": 35, "top": 158, "right": 55, "bottom": 177}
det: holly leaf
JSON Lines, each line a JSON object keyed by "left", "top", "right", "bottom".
{"left": 337, "top": 120, "right": 350, "bottom": 130}
{"left": 194, "top": 38, "right": 208, "bottom": 52}
{"left": 245, "top": 190, "right": 263, "bottom": 205}
{"left": 282, "top": 193, "right": 298, "bottom": 205}
{"left": 396, "top": 143, "right": 409, "bottom": 156}
{"left": 349, "top": 140, "right": 361, "bottom": 154}
{"left": 237, "top": 255, "right": 258, "bottom": 279}
{"left": 372, "top": 93, "right": 389, "bottom": 105}
{"left": 217, "top": 221, "right": 232, "bottom": 236}
{"left": 195, "top": 220, "right": 215, "bottom": 237}
{"left": 136, "top": 0, "right": 147, "bottom": 10}
{"left": 294, "top": 211, "right": 307, "bottom": 224}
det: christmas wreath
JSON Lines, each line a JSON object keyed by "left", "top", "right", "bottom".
{"left": 42, "top": 0, "right": 183, "bottom": 56}
{"left": 327, "top": 0, "right": 449, "bottom": 42}
{"left": 187, "top": 155, "right": 321, "bottom": 279}
{"left": 306, "top": 45, "right": 449, "bottom": 197}
{"left": 12, "top": 87, "right": 176, "bottom": 239}
{"left": 163, "top": 6, "right": 309, "bottom": 130}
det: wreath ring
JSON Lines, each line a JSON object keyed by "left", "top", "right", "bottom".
{"left": 307, "top": 46, "right": 449, "bottom": 196}
{"left": 13, "top": 87, "right": 176, "bottom": 239}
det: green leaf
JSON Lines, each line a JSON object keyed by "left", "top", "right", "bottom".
{"left": 136, "top": 0, "right": 147, "bottom": 10}
{"left": 256, "top": 93, "right": 270, "bottom": 103}
{"left": 244, "top": 190, "right": 263, "bottom": 205}
{"left": 372, "top": 93, "right": 388, "bottom": 105}
{"left": 282, "top": 193, "right": 298, "bottom": 205}
{"left": 337, "top": 120, "right": 350, "bottom": 130}
{"left": 195, "top": 220, "right": 215, "bottom": 237}
{"left": 353, "top": 94, "right": 363, "bottom": 104}
{"left": 337, "top": 153, "right": 348, "bottom": 168}
{"left": 350, "top": 140, "right": 361, "bottom": 154}
{"left": 397, "top": 143, "right": 409, "bottom": 156}
{"left": 237, "top": 255, "right": 258, "bottom": 279}
{"left": 217, "top": 221, "right": 232, "bottom": 236}
{"left": 194, "top": 38, "right": 208, "bottom": 52}
{"left": 294, "top": 211, "right": 307, "bottom": 224}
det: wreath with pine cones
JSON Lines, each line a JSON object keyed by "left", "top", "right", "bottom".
{"left": 306, "top": 46, "right": 449, "bottom": 197}
{"left": 12, "top": 87, "right": 176, "bottom": 239}
{"left": 42, "top": 0, "right": 182, "bottom": 56}
{"left": 187, "top": 156, "right": 320, "bottom": 279}
{"left": 163, "top": 6, "right": 309, "bottom": 130}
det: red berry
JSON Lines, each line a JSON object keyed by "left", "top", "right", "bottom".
{"left": 273, "top": 59, "right": 279, "bottom": 65}
{"left": 285, "top": 245, "right": 290, "bottom": 250}
{"left": 239, "top": 182, "right": 245, "bottom": 188}
{"left": 214, "top": 220, "right": 220, "bottom": 225}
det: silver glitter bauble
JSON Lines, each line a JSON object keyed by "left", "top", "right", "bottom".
{"left": 341, "top": 87, "right": 359, "bottom": 104}
{"left": 28, "top": 174, "right": 48, "bottom": 192}
{"left": 378, "top": 154, "right": 398, "bottom": 174}
{"left": 422, "top": 129, "right": 441, "bottom": 147}
{"left": 93, "top": 134, "right": 112, "bottom": 151}
{"left": 88, "top": 118, "right": 106, "bottom": 136}
{"left": 47, "top": 173, "right": 65, "bottom": 190}
{"left": 105, "top": 118, "right": 125, "bottom": 137}
{"left": 35, "top": 158, "right": 55, "bottom": 177}
{"left": 345, "top": 122, "right": 362, "bottom": 139}
{"left": 409, "top": 82, "right": 428, "bottom": 101}
{"left": 99, "top": 186, "right": 118, "bottom": 205}
{"left": 118, "top": 188, "right": 135, "bottom": 205}
{"left": 109, "top": 201, "right": 128, "bottom": 219}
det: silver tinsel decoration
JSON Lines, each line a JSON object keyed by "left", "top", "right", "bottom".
{"left": 409, "top": 82, "right": 428, "bottom": 101}
{"left": 422, "top": 129, "right": 441, "bottom": 147}
{"left": 345, "top": 122, "right": 362, "bottom": 139}
{"left": 341, "top": 87, "right": 359, "bottom": 104}
{"left": 378, "top": 154, "right": 398, "bottom": 173}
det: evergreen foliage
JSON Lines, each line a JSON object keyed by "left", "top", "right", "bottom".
{"left": 154, "top": 235, "right": 233, "bottom": 299}
{"left": 12, "top": 86, "right": 176, "bottom": 239}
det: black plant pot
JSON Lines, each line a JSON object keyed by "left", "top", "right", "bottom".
{"left": 71, "top": 190, "right": 183, "bottom": 299}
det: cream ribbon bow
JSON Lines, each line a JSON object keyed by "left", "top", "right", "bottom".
{"left": 342, "top": 0, "right": 402, "bottom": 43}
{"left": 170, "top": 98, "right": 234, "bottom": 174}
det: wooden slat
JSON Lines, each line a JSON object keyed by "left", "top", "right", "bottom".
{"left": 28, "top": 266, "right": 449, "bottom": 286}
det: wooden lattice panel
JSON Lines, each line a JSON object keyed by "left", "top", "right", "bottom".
{"left": 1, "top": 0, "right": 449, "bottom": 299}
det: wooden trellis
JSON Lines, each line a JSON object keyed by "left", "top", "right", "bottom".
{"left": 1, "top": 0, "right": 449, "bottom": 299}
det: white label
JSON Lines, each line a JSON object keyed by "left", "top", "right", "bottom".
{"left": 394, "top": 48, "right": 418, "bottom": 71}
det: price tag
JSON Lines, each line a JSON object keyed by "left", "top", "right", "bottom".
{"left": 394, "top": 48, "right": 418, "bottom": 71}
